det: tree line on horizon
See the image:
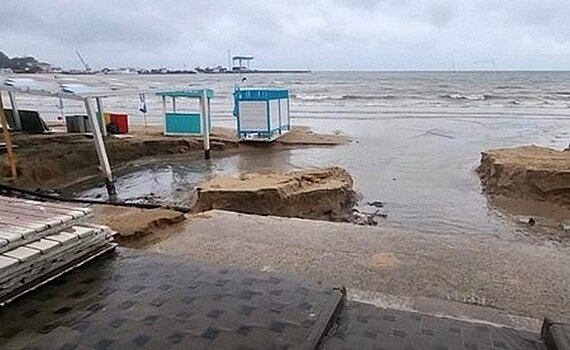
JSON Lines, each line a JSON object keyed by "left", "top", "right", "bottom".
{"left": 0, "top": 51, "right": 52, "bottom": 73}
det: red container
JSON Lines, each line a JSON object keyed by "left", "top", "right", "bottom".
{"left": 110, "top": 113, "right": 129, "bottom": 134}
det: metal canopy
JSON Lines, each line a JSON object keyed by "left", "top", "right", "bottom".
{"left": 0, "top": 75, "right": 159, "bottom": 197}
{"left": 156, "top": 89, "right": 214, "bottom": 98}
{"left": 0, "top": 75, "right": 153, "bottom": 101}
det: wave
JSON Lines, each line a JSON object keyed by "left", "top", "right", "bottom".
{"left": 292, "top": 93, "right": 399, "bottom": 101}
{"left": 439, "top": 93, "right": 506, "bottom": 101}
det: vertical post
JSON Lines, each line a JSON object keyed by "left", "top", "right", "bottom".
{"left": 57, "top": 97, "right": 65, "bottom": 121}
{"left": 0, "top": 94, "right": 17, "bottom": 178}
{"left": 84, "top": 98, "right": 116, "bottom": 197}
{"left": 278, "top": 98, "right": 282, "bottom": 135}
{"left": 7, "top": 92, "right": 22, "bottom": 131}
{"left": 207, "top": 96, "right": 211, "bottom": 134}
{"left": 266, "top": 99, "right": 271, "bottom": 138}
{"left": 95, "top": 97, "right": 107, "bottom": 137}
{"left": 200, "top": 91, "right": 211, "bottom": 159}
{"left": 287, "top": 96, "right": 291, "bottom": 130}
{"left": 161, "top": 95, "right": 166, "bottom": 135}
{"left": 172, "top": 96, "right": 176, "bottom": 113}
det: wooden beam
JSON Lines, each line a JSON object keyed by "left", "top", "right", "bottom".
{"left": 0, "top": 94, "right": 17, "bottom": 178}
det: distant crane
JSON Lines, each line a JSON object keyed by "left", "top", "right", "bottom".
{"left": 75, "top": 50, "right": 92, "bottom": 72}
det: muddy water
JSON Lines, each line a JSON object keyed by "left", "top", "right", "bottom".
{"left": 69, "top": 114, "right": 570, "bottom": 238}
{"left": 43, "top": 72, "right": 569, "bottom": 237}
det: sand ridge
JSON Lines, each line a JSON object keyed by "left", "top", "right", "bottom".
{"left": 478, "top": 145, "right": 570, "bottom": 208}
{"left": 195, "top": 167, "right": 357, "bottom": 221}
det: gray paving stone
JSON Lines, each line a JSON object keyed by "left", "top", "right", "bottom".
{"left": 44, "top": 232, "right": 78, "bottom": 245}
{"left": 0, "top": 231, "right": 23, "bottom": 243}
{"left": 321, "top": 302, "right": 545, "bottom": 350}
{"left": 0, "top": 248, "right": 342, "bottom": 350}
{"left": 0, "top": 254, "right": 19, "bottom": 273}
{"left": 26, "top": 239, "right": 60, "bottom": 254}
{"left": 3, "top": 246, "right": 41, "bottom": 262}
{"left": 65, "top": 226, "right": 96, "bottom": 239}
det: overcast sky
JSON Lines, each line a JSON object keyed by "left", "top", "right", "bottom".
{"left": 1, "top": 0, "right": 570, "bottom": 70}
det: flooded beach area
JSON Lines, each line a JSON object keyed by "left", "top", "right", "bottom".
{"left": 26, "top": 71, "right": 568, "bottom": 240}
{"left": 2, "top": 71, "right": 569, "bottom": 323}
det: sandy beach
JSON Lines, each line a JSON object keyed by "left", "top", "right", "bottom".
{"left": 1, "top": 72, "right": 569, "bottom": 337}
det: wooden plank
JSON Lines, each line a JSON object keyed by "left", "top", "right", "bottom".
{"left": 0, "top": 196, "right": 92, "bottom": 215}
{"left": 0, "top": 205, "right": 74, "bottom": 225}
{"left": 0, "top": 199, "right": 75, "bottom": 214}
{"left": 1, "top": 197, "right": 92, "bottom": 214}
{"left": 1, "top": 200, "right": 89, "bottom": 219}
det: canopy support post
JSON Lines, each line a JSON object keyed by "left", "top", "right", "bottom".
{"left": 172, "top": 96, "right": 176, "bottom": 113}
{"left": 7, "top": 92, "right": 22, "bottom": 131}
{"left": 200, "top": 91, "right": 211, "bottom": 159}
{"left": 161, "top": 96, "right": 166, "bottom": 134}
{"left": 95, "top": 97, "right": 107, "bottom": 137}
{"left": 84, "top": 98, "right": 116, "bottom": 197}
{"left": 0, "top": 94, "right": 17, "bottom": 178}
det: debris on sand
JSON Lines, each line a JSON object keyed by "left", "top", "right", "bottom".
{"left": 477, "top": 145, "right": 570, "bottom": 209}
{"left": 93, "top": 206, "right": 186, "bottom": 241}
{"left": 195, "top": 167, "right": 357, "bottom": 221}
{"left": 367, "top": 201, "right": 385, "bottom": 208}
{"left": 349, "top": 208, "right": 387, "bottom": 226}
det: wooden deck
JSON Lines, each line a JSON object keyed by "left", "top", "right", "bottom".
{"left": 0, "top": 196, "right": 115, "bottom": 304}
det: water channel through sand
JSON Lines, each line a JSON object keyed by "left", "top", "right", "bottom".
{"left": 68, "top": 115, "right": 570, "bottom": 241}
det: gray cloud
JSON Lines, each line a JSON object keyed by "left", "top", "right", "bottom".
{"left": 1, "top": 0, "right": 570, "bottom": 70}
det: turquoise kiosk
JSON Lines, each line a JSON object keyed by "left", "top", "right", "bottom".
{"left": 156, "top": 89, "right": 213, "bottom": 136}
{"left": 233, "top": 87, "right": 290, "bottom": 141}
{"left": 156, "top": 89, "right": 214, "bottom": 159}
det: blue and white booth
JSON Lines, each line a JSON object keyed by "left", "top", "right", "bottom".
{"left": 156, "top": 89, "right": 213, "bottom": 136}
{"left": 233, "top": 87, "right": 290, "bottom": 141}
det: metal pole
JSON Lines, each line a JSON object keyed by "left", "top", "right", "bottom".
{"left": 200, "top": 91, "right": 211, "bottom": 159}
{"left": 7, "top": 92, "right": 22, "bottom": 131}
{"left": 161, "top": 96, "right": 166, "bottom": 134}
{"left": 84, "top": 98, "right": 116, "bottom": 196}
{"left": 172, "top": 96, "right": 176, "bottom": 113}
{"left": 95, "top": 97, "right": 107, "bottom": 137}
{"left": 0, "top": 95, "right": 17, "bottom": 178}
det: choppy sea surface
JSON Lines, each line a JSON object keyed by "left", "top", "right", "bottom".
{"left": 17, "top": 72, "right": 570, "bottom": 236}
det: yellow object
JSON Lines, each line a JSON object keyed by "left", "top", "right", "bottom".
{"left": 103, "top": 112, "right": 111, "bottom": 125}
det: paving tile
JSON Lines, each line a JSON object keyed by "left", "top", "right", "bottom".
{"left": 0, "top": 231, "right": 24, "bottom": 243}
{"left": 44, "top": 232, "right": 78, "bottom": 245}
{"left": 3, "top": 246, "right": 41, "bottom": 262}
{"left": 0, "top": 254, "right": 19, "bottom": 273}
{"left": 320, "top": 302, "right": 545, "bottom": 350}
{"left": 0, "top": 248, "right": 343, "bottom": 350}
{"left": 65, "top": 226, "right": 96, "bottom": 239}
{"left": 26, "top": 239, "right": 60, "bottom": 254}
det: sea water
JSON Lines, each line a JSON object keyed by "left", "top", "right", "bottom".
{"left": 18, "top": 71, "right": 570, "bottom": 236}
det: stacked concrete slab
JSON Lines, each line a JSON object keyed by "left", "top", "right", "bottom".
{"left": 0, "top": 196, "right": 115, "bottom": 304}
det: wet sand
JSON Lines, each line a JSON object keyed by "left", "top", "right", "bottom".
{"left": 195, "top": 167, "right": 356, "bottom": 221}
{"left": 0, "top": 125, "right": 347, "bottom": 189}
{"left": 143, "top": 210, "right": 570, "bottom": 322}
{"left": 478, "top": 145, "right": 570, "bottom": 209}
